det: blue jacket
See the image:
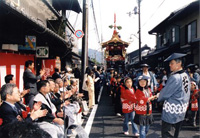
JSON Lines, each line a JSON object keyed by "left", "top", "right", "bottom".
{"left": 158, "top": 70, "right": 190, "bottom": 124}
{"left": 191, "top": 72, "right": 200, "bottom": 86}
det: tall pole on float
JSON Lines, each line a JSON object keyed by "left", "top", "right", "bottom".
{"left": 138, "top": 0, "right": 142, "bottom": 63}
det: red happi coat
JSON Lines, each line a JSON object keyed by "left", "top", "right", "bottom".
{"left": 191, "top": 89, "right": 199, "bottom": 111}
{"left": 110, "top": 77, "right": 116, "bottom": 86}
{"left": 120, "top": 86, "right": 137, "bottom": 113}
{"left": 157, "top": 84, "right": 163, "bottom": 93}
{"left": 135, "top": 88, "right": 153, "bottom": 115}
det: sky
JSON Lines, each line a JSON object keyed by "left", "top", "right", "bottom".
{"left": 68, "top": 0, "right": 197, "bottom": 54}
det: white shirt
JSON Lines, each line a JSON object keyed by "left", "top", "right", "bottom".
{"left": 162, "top": 75, "right": 167, "bottom": 86}
{"left": 143, "top": 72, "right": 151, "bottom": 86}
{"left": 82, "top": 74, "right": 88, "bottom": 91}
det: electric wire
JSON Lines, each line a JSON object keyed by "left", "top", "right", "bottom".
{"left": 91, "top": 0, "right": 100, "bottom": 44}
{"left": 141, "top": 0, "right": 166, "bottom": 27}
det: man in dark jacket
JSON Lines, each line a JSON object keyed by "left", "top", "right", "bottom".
{"left": 52, "top": 68, "right": 61, "bottom": 81}
{"left": 94, "top": 66, "right": 101, "bottom": 104}
{"left": 23, "top": 60, "right": 45, "bottom": 106}
{"left": 0, "top": 83, "right": 64, "bottom": 138}
{"left": 0, "top": 83, "right": 47, "bottom": 126}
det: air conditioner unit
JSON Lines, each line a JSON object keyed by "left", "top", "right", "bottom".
{"left": 2, "top": 44, "right": 18, "bottom": 51}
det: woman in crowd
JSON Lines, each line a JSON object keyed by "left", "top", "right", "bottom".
{"left": 82, "top": 67, "right": 91, "bottom": 101}
{"left": 120, "top": 77, "right": 139, "bottom": 136}
{"left": 87, "top": 70, "right": 95, "bottom": 108}
{"left": 134, "top": 75, "right": 157, "bottom": 138}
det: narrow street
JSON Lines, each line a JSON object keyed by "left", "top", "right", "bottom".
{"left": 82, "top": 86, "right": 200, "bottom": 138}
{"left": 0, "top": 1, "right": 200, "bottom": 138}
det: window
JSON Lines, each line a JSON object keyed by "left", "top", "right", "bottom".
{"left": 163, "top": 33, "right": 167, "bottom": 44}
{"left": 157, "top": 34, "right": 163, "bottom": 48}
{"left": 160, "top": 34, "right": 164, "bottom": 46}
{"left": 158, "top": 33, "right": 166, "bottom": 47}
{"left": 187, "top": 21, "right": 197, "bottom": 43}
{"left": 171, "top": 28, "right": 175, "bottom": 43}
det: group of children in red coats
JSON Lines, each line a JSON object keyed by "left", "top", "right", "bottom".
{"left": 109, "top": 72, "right": 199, "bottom": 138}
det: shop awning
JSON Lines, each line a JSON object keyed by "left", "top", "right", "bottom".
{"left": 52, "top": 0, "right": 82, "bottom": 13}
{"left": 144, "top": 46, "right": 169, "bottom": 58}
{"left": 0, "top": 1, "right": 67, "bottom": 44}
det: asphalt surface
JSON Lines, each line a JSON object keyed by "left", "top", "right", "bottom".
{"left": 83, "top": 86, "right": 200, "bottom": 138}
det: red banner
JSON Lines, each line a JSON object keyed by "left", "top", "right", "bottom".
{"left": 0, "top": 52, "right": 34, "bottom": 91}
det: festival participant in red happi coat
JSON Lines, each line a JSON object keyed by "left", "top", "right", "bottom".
{"left": 134, "top": 75, "right": 157, "bottom": 138}
{"left": 121, "top": 77, "right": 139, "bottom": 136}
{"left": 189, "top": 81, "right": 199, "bottom": 127}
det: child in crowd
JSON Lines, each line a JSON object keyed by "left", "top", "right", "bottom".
{"left": 115, "top": 76, "right": 122, "bottom": 117}
{"left": 110, "top": 74, "right": 117, "bottom": 105}
{"left": 134, "top": 75, "right": 157, "bottom": 138}
{"left": 154, "top": 77, "right": 163, "bottom": 109}
{"left": 189, "top": 81, "right": 199, "bottom": 127}
{"left": 120, "top": 77, "right": 139, "bottom": 136}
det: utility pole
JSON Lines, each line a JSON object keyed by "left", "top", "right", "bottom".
{"left": 81, "top": 0, "right": 88, "bottom": 80}
{"left": 138, "top": 0, "right": 142, "bottom": 63}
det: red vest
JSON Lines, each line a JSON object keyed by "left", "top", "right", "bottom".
{"left": 135, "top": 88, "right": 152, "bottom": 115}
{"left": 120, "top": 86, "right": 137, "bottom": 113}
{"left": 191, "top": 89, "right": 199, "bottom": 111}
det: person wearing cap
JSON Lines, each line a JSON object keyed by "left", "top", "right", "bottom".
{"left": 157, "top": 53, "right": 191, "bottom": 138}
{"left": 120, "top": 77, "right": 139, "bottom": 136}
{"left": 186, "top": 64, "right": 200, "bottom": 89}
{"left": 134, "top": 75, "right": 157, "bottom": 138}
{"left": 135, "top": 64, "right": 158, "bottom": 95}
{"left": 65, "top": 66, "right": 74, "bottom": 80}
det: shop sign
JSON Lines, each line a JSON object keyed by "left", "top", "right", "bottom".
{"left": 18, "top": 36, "right": 36, "bottom": 50}
{"left": 36, "top": 47, "right": 49, "bottom": 58}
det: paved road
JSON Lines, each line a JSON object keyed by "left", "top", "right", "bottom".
{"left": 83, "top": 86, "right": 200, "bottom": 138}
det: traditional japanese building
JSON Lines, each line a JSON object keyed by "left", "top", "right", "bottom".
{"left": 0, "top": 0, "right": 81, "bottom": 89}
{"left": 146, "top": 0, "right": 200, "bottom": 68}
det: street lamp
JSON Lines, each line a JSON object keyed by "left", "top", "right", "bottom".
{"left": 129, "top": 34, "right": 139, "bottom": 43}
